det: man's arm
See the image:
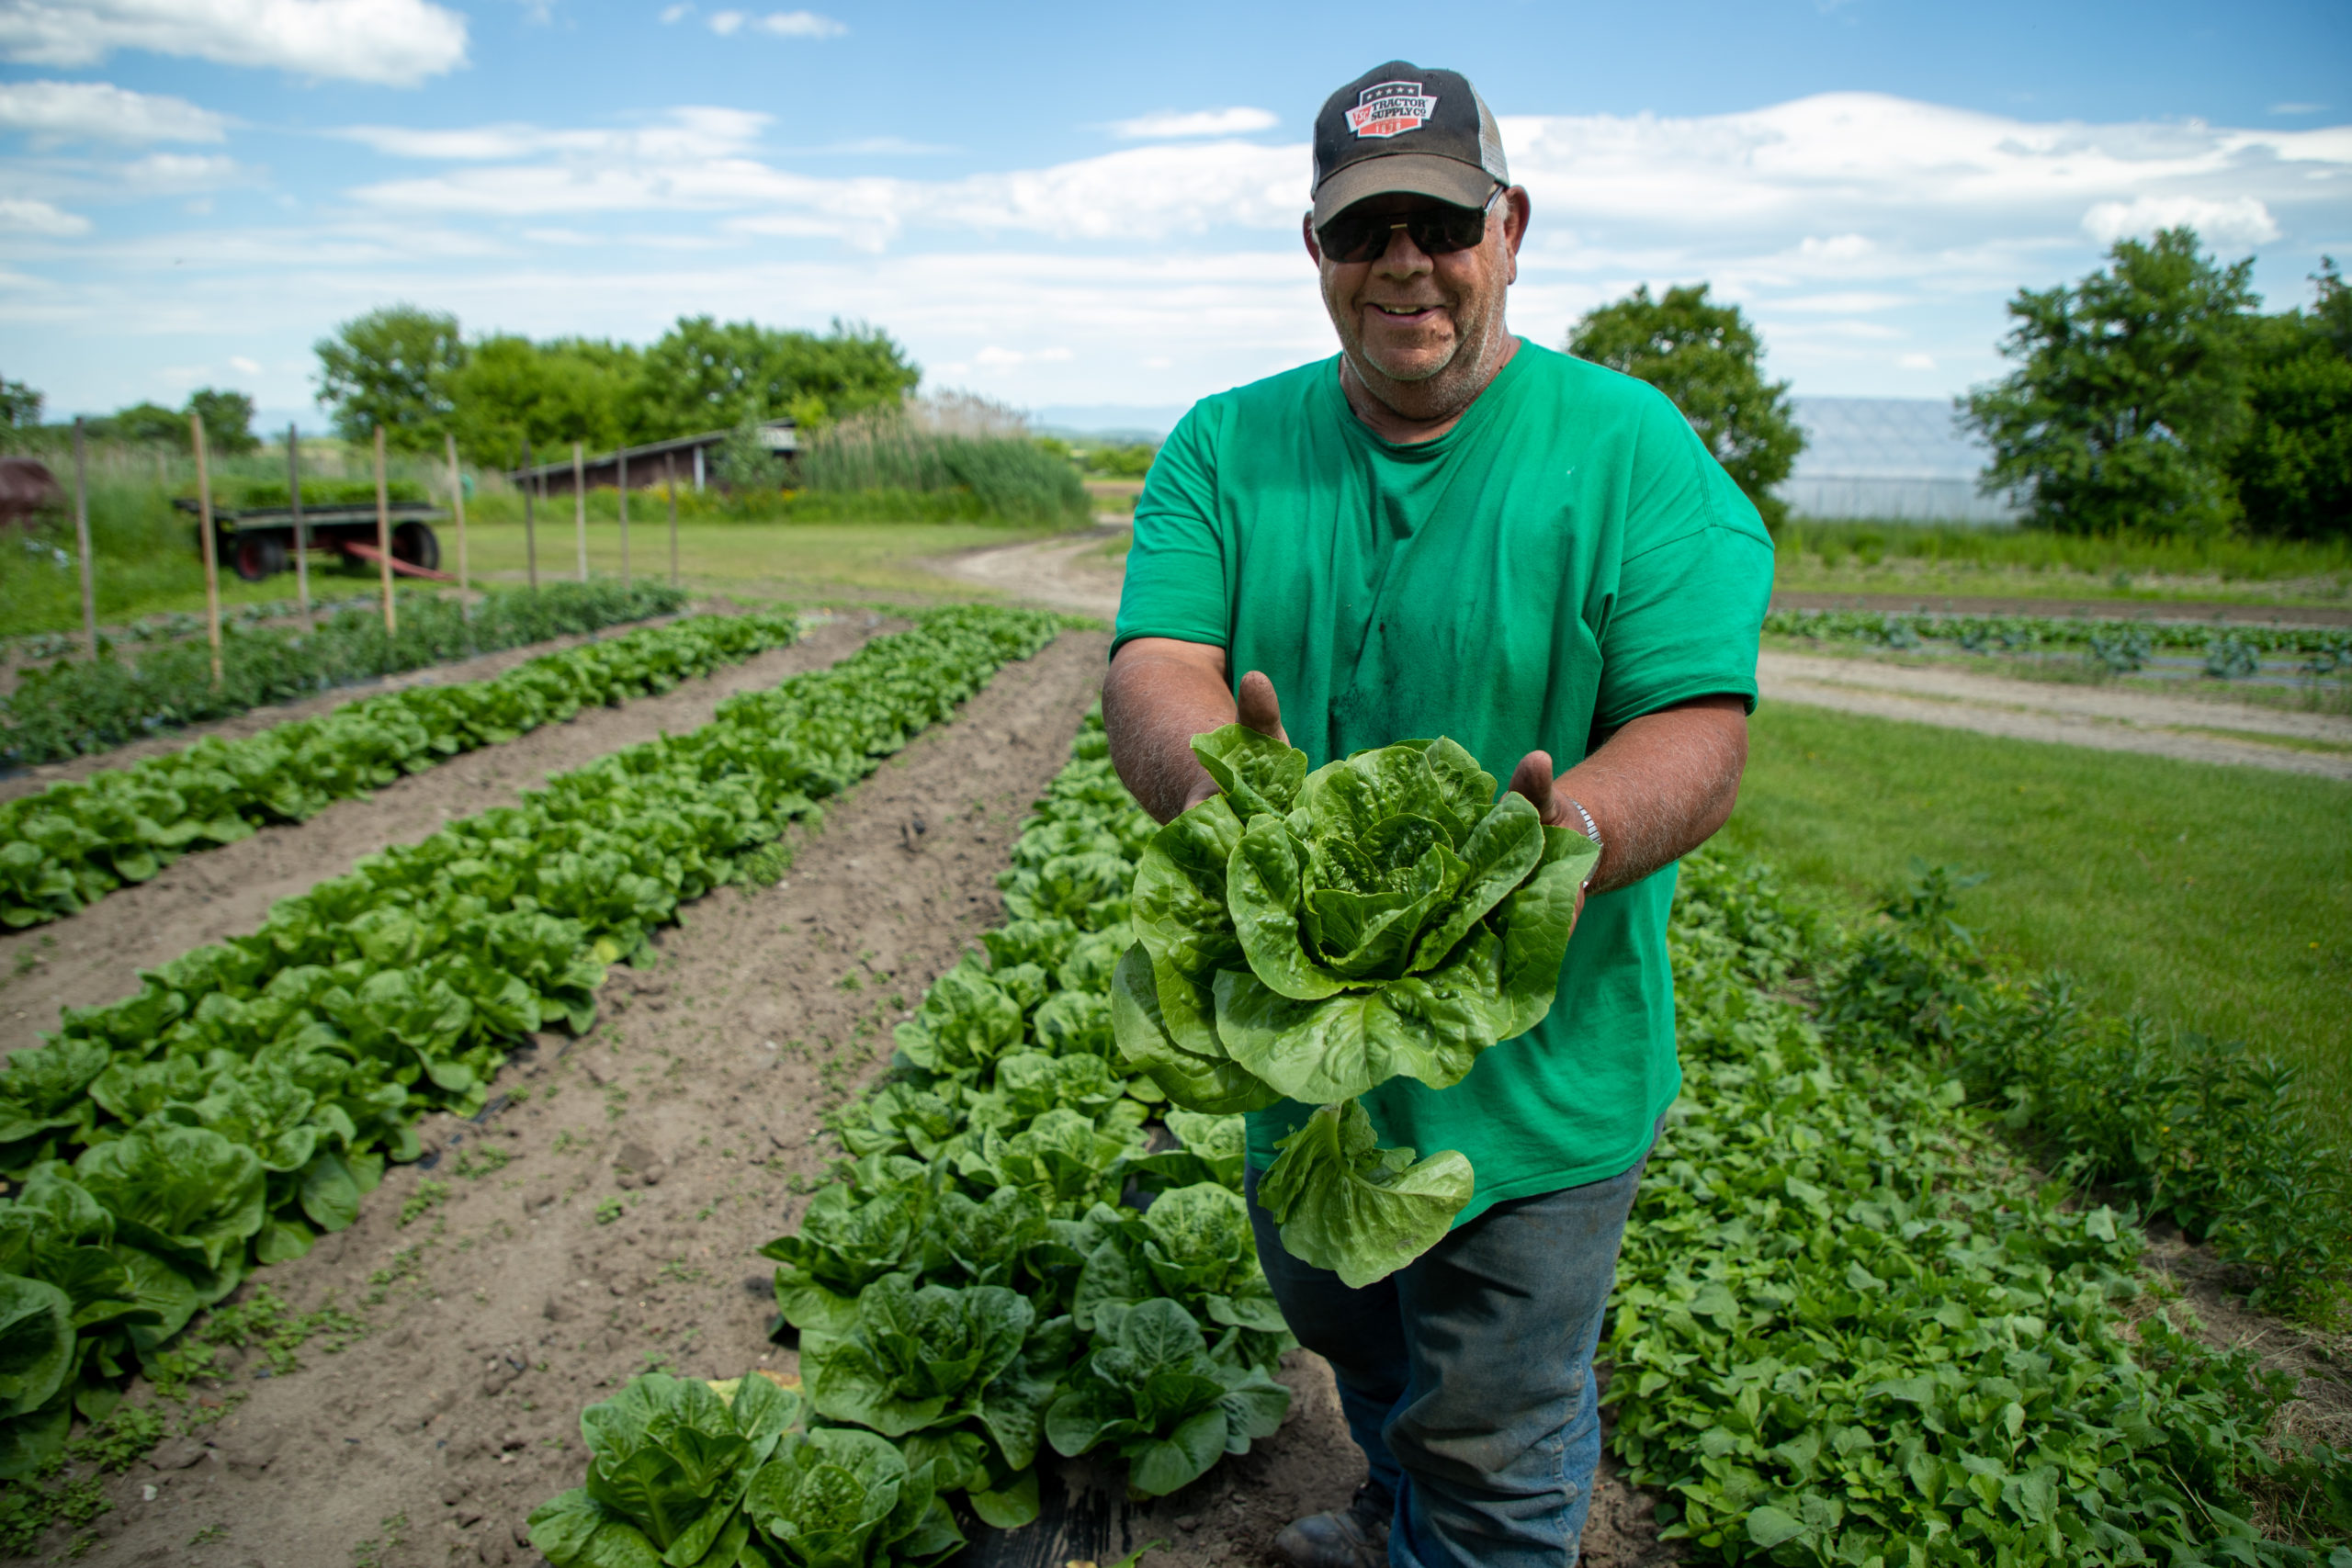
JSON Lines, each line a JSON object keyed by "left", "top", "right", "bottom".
{"left": 1505, "top": 696, "right": 1748, "bottom": 895}
{"left": 1107, "top": 641, "right": 1747, "bottom": 893}
{"left": 1102, "top": 637, "right": 1286, "bottom": 823}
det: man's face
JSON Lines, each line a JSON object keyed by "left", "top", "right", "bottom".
{"left": 1306, "top": 186, "right": 1529, "bottom": 393}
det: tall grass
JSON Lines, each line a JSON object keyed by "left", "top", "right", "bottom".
{"left": 796, "top": 407, "right": 1090, "bottom": 525}
{"left": 1778, "top": 519, "right": 2352, "bottom": 582}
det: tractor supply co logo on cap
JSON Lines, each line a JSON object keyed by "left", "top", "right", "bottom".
{"left": 1347, "top": 81, "right": 1437, "bottom": 139}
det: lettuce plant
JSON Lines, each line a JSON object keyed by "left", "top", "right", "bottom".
{"left": 1114, "top": 727, "right": 1597, "bottom": 1286}
{"left": 1043, "top": 1297, "right": 1288, "bottom": 1499}
{"left": 527, "top": 1371, "right": 800, "bottom": 1568}
{"left": 798, "top": 1274, "right": 1034, "bottom": 1441}
{"left": 744, "top": 1425, "right": 965, "bottom": 1568}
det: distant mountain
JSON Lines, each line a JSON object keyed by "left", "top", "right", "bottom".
{"left": 1028, "top": 404, "right": 1188, "bottom": 442}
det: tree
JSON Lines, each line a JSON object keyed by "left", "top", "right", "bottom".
{"left": 0, "top": 378, "right": 40, "bottom": 429}
{"left": 92, "top": 401, "right": 187, "bottom": 446}
{"left": 711, "top": 417, "right": 787, "bottom": 491}
{"left": 2230, "top": 259, "right": 2352, "bottom": 541}
{"left": 186, "top": 388, "right": 257, "bottom": 455}
{"left": 315, "top": 304, "right": 465, "bottom": 452}
{"left": 1963, "top": 228, "right": 2256, "bottom": 536}
{"left": 447, "top": 334, "right": 640, "bottom": 471}
{"left": 636, "top": 317, "right": 919, "bottom": 437}
{"left": 1566, "top": 283, "right": 1804, "bottom": 529}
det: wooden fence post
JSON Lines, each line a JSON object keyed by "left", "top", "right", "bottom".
{"left": 374, "top": 424, "right": 397, "bottom": 636}
{"left": 572, "top": 441, "right": 587, "bottom": 583}
{"left": 666, "top": 451, "right": 679, "bottom": 588}
{"left": 618, "top": 446, "right": 630, "bottom": 591}
{"left": 446, "top": 432, "right": 469, "bottom": 623}
{"left": 189, "top": 410, "right": 224, "bottom": 687}
{"left": 287, "top": 423, "right": 311, "bottom": 632}
{"left": 522, "top": 437, "right": 539, "bottom": 591}
{"left": 71, "top": 417, "right": 96, "bottom": 660}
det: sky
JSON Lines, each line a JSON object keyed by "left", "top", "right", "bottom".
{"left": 1, "top": 0, "right": 2348, "bottom": 434}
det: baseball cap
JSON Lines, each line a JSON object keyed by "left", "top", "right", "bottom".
{"left": 1310, "top": 61, "right": 1510, "bottom": 229}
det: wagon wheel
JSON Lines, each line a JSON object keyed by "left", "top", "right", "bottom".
{"left": 390, "top": 521, "right": 441, "bottom": 573}
{"left": 232, "top": 534, "right": 287, "bottom": 582}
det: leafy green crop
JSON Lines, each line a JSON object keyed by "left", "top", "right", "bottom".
{"left": 1044, "top": 1296, "right": 1288, "bottom": 1498}
{"left": 0, "top": 607, "right": 1058, "bottom": 1473}
{"left": 1114, "top": 726, "right": 1596, "bottom": 1286}
{"left": 1611, "top": 850, "right": 2348, "bottom": 1567}
{"left": 3, "top": 608, "right": 801, "bottom": 930}
{"left": 1, "top": 579, "right": 689, "bottom": 770}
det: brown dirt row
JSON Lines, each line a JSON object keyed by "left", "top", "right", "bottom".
{"left": 0, "top": 615, "right": 878, "bottom": 1052}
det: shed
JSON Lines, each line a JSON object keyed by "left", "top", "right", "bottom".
{"left": 508, "top": 418, "right": 798, "bottom": 495}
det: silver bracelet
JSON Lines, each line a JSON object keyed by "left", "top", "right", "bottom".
{"left": 1564, "top": 795, "right": 1603, "bottom": 851}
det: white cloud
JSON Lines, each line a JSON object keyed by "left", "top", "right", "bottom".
{"left": 0, "top": 196, "right": 88, "bottom": 233}
{"left": 2081, "top": 195, "right": 2279, "bottom": 247}
{"left": 0, "top": 0, "right": 468, "bottom": 86}
{"left": 1897, "top": 353, "right": 1937, "bottom": 369}
{"left": 658, "top": 2, "right": 691, "bottom": 17}
{"left": 0, "top": 80, "right": 227, "bottom": 144}
{"left": 2271, "top": 102, "right": 2325, "bottom": 116}
{"left": 1107, "top": 107, "right": 1278, "bottom": 140}
{"left": 974, "top": 344, "right": 1074, "bottom": 367}
{"left": 707, "top": 7, "right": 839, "bottom": 38}
{"left": 229, "top": 354, "right": 261, "bottom": 372}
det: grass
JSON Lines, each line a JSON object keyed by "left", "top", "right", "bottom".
{"left": 1723, "top": 701, "right": 2352, "bottom": 1129}
{"left": 455, "top": 517, "right": 1072, "bottom": 605}
{"left": 1773, "top": 520, "right": 2352, "bottom": 606}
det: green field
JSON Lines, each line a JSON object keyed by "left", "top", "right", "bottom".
{"left": 1773, "top": 520, "right": 2352, "bottom": 606}
{"left": 1725, "top": 700, "right": 2352, "bottom": 1127}
{"left": 452, "top": 516, "right": 1065, "bottom": 606}
{"left": 1, "top": 516, "right": 1069, "bottom": 641}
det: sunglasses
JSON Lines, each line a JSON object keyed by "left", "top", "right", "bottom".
{"left": 1317, "top": 186, "right": 1502, "bottom": 265}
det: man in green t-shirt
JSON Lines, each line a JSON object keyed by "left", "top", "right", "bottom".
{"left": 1102, "top": 60, "right": 1774, "bottom": 1568}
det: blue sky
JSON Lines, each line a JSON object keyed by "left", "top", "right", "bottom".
{"left": 3, "top": 0, "right": 2348, "bottom": 434}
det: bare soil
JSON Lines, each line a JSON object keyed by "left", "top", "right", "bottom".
{"left": 0, "top": 615, "right": 876, "bottom": 1049}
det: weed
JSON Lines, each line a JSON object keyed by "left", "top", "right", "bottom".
{"left": 188, "top": 1522, "right": 231, "bottom": 1546}
{"left": 398, "top": 1179, "right": 451, "bottom": 1226}
{"left": 453, "top": 1145, "right": 514, "bottom": 1179}
{"left": 595, "top": 1197, "right": 626, "bottom": 1225}
{"left": 350, "top": 1511, "right": 409, "bottom": 1568}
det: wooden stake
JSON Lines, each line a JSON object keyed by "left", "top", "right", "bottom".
{"left": 72, "top": 417, "right": 96, "bottom": 660}
{"left": 522, "top": 436, "right": 539, "bottom": 591}
{"left": 190, "top": 410, "right": 224, "bottom": 688}
{"left": 618, "top": 446, "right": 630, "bottom": 590}
{"left": 572, "top": 441, "right": 587, "bottom": 583}
{"left": 287, "top": 423, "right": 311, "bottom": 633}
{"left": 374, "top": 424, "right": 397, "bottom": 636}
{"left": 666, "top": 451, "right": 679, "bottom": 588}
{"left": 446, "top": 431, "right": 469, "bottom": 622}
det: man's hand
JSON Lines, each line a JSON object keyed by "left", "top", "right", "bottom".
{"left": 1180, "top": 671, "right": 1287, "bottom": 811}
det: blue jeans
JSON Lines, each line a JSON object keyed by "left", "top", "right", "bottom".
{"left": 1246, "top": 1123, "right": 1657, "bottom": 1568}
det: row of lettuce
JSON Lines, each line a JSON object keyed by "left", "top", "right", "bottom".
{"left": 0, "top": 605, "right": 1062, "bottom": 1481}
{"left": 3, "top": 580, "right": 690, "bottom": 768}
{"left": 2, "top": 607, "right": 804, "bottom": 931}
{"left": 529, "top": 716, "right": 1295, "bottom": 1568}
{"left": 1763, "top": 605, "right": 2350, "bottom": 676}
{"left": 532, "top": 724, "right": 2347, "bottom": 1567}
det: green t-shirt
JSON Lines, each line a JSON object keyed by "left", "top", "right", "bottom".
{"left": 1112, "top": 340, "right": 1775, "bottom": 1224}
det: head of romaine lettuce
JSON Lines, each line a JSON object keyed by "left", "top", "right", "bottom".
{"left": 1120, "top": 727, "right": 1597, "bottom": 1108}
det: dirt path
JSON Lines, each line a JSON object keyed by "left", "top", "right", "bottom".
{"left": 933, "top": 534, "right": 2352, "bottom": 781}
{"left": 1768, "top": 590, "right": 2352, "bottom": 628}
{"left": 0, "top": 616, "right": 876, "bottom": 1051}
{"left": 17, "top": 625, "right": 1669, "bottom": 1568}
{"left": 1758, "top": 649, "right": 2352, "bottom": 780}
{"left": 0, "top": 605, "right": 746, "bottom": 804}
